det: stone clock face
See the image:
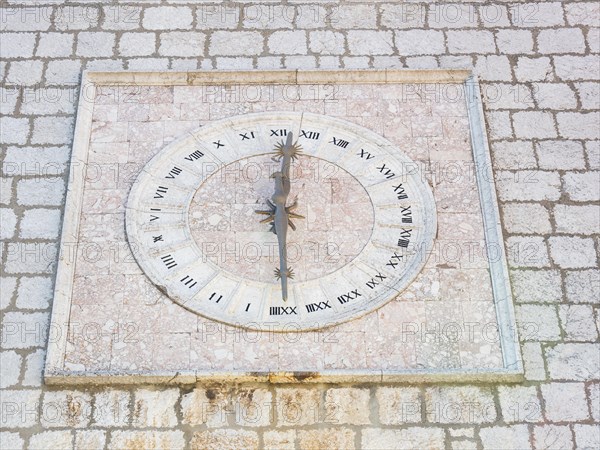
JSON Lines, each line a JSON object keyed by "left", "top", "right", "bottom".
{"left": 126, "top": 112, "right": 437, "bottom": 331}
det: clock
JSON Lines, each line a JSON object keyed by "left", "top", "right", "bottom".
{"left": 125, "top": 111, "right": 437, "bottom": 331}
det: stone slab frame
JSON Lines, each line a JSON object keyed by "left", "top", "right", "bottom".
{"left": 44, "top": 69, "right": 523, "bottom": 385}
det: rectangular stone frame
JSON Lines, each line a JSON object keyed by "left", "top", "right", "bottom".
{"left": 45, "top": 69, "right": 523, "bottom": 384}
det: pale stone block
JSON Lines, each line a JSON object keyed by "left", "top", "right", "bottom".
{"left": 0, "top": 87, "right": 18, "bottom": 115}
{"left": 343, "top": 57, "right": 370, "bottom": 69}
{"left": 7, "top": 61, "right": 44, "bottom": 86}
{"left": 159, "top": 32, "right": 205, "bottom": 57}
{"left": 586, "top": 140, "right": 600, "bottom": 170}
{"left": 533, "top": 83, "right": 577, "bottom": 110}
{"left": 54, "top": 6, "right": 99, "bottom": 31}
{"left": 0, "top": 389, "right": 41, "bottom": 427}
{"left": 118, "top": 33, "right": 156, "bottom": 57}
{"left": 0, "top": 351, "right": 22, "bottom": 388}
{"left": 233, "top": 388, "right": 272, "bottom": 427}
{"left": 22, "top": 349, "right": 45, "bottom": 387}
{"left": 334, "top": 4, "right": 377, "bottom": 28}
{"left": 446, "top": 30, "right": 496, "bottom": 54}
{"left": 347, "top": 31, "right": 394, "bottom": 55}
{"left": 0, "top": 33, "right": 37, "bottom": 58}
{"left": 380, "top": 4, "right": 426, "bottom": 28}
{"left": 275, "top": 388, "right": 321, "bottom": 426}
{"left": 31, "top": 116, "right": 75, "bottom": 145}
{"left": 20, "top": 88, "right": 76, "bottom": 115}
{"left": 0, "top": 208, "right": 17, "bottom": 240}
{"left": 180, "top": 387, "right": 228, "bottom": 427}
{"left": 0, "top": 277, "right": 17, "bottom": 310}
{"left": 4, "top": 243, "right": 57, "bottom": 275}
{"left": 376, "top": 387, "right": 421, "bottom": 424}
{"left": 132, "top": 389, "right": 179, "bottom": 427}
{"left": 196, "top": 5, "right": 240, "bottom": 29}
{"left": 502, "top": 203, "right": 551, "bottom": 234}
{"left": 428, "top": 4, "right": 478, "bottom": 28}
{"left": 555, "top": 56, "right": 600, "bottom": 81}
{"left": 557, "top": 112, "right": 600, "bottom": 140}
{"left": 516, "top": 304, "right": 561, "bottom": 341}
{"left": 522, "top": 342, "right": 546, "bottom": 381}
{"left": 109, "top": 431, "right": 185, "bottom": 450}
{"left": 506, "top": 236, "right": 550, "bottom": 268}
{"left": 439, "top": 55, "right": 473, "bottom": 69}
{"left": 565, "top": 2, "right": 600, "bottom": 26}
{"left": 284, "top": 55, "right": 316, "bottom": 69}
{"left": 538, "top": 28, "right": 586, "bottom": 54}
{"left": 1, "top": 312, "right": 49, "bottom": 349}
{"left": 3, "top": 146, "right": 70, "bottom": 177}
{"left": 298, "top": 428, "right": 356, "bottom": 449}
{"left": 514, "top": 57, "right": 553, "bottom": 82}
{"left": 474, "top": 55, "right": 512, "bottom": 82}
{"left": 554, "top": 204, "right": 600, "bottom": 234}
{"left": 242, "top": 5, "right": 294, "bottom": 29}
{"left": 309, "top": 31, "right": 345, "bottom": 55}
{"left": 576, "top": 82, "right": 600, "bottom": 110}
{"left": 546, "top": 343, "right": 600, "bottom": 380}
{"left": 41, "top": 391, "right": 92, "bottom": 428}
{"left": 268, "top": 30, "right": 307, "bottom": 55}
{"left": 486, "top": 111, "right": 513, "bottom": 139}
{"left": 0, "top": 432, "right": 24, "bottom": 450}
{"left": 263, "top": 430, "right": 295, "bottom": 450}
{"left": 587, "top": 27, "right": 600, "bottom": 53}
{"left": 142, "top": 7, "right": 193, "bottom": 30}
{"left": 495, "top": 30, "right": 533, "bottom": 54}
{"left": 559, "top": 305, "right": 599, "bottom": 341}
{"left": 449, "top": 428, "right": 474, "bottom": 438}
{"left": 425, "top": 386, "right": 496, "bottom": 423}
{"left": 190, "top": 430, "right": 258, "bottom": 450}
{"left": 565, "top": 270, "right": 600, "bottom": 304}
{"left": 215, "top": 57, "right": 254, "bottom": 70}
{"left": 101, "top": 5, "right": 141, "bottom": 30}
{"left": 75, "top": 430, "right": 106, "bottom": 450}
{"left": 510, "top": 270, "right": 562, "bottom": 304}
{"left": 295, "top": 5, "right": 327, "bottom": 29}
{"left": 588, "top": 383, "right": 600, "bottom": 421}
{"left": 480, "top": 5, "right": 511, "bottom": 27}
{"left": 536, "top": 140, "right": 585, "bottom": 170}
{"left": 513, "top": 111, "right": 557, "bottom": 139}
{"left": 542, "top": 382, "right": 589, "bottom": 421}
{"left": 563, "top": 171, "right": 600, "bottom": 201}
{"left": 498, "top": 385, "right": 542, "bottom": 423}
{"left": 361, "top": 428, "right": 445, "bottom": 450}
{"left": 36, "top": 33, "right": 74, "bottom": 57}
{"left": 480, "top": 425, "right": 531, "bottom": 450}
{"left": 20, "top": 209, "right": 61, "bottom": 239}
{"left": 45, "top": 60, "right": 82, "bottom": 84}
{"left": 17, "top": 277, "right": 52, "bottom": 310}
{"left": 0, "top": 7, "right": 52, "bottom": 31}
{"left": 491, "top": 141, "right": 536, "bottom": 169}
{"left": 549, "top": 236, "right": 597, "bottom": 268}
{"left": 127, "top": 58, "right": 169, "bottom": 71}
{"left": 404, "top": 56, "right": 438, "bottom": 69}
{"left": 76, "top": 32, "right": 116, "bottom": 58}
{"left": 573, "top": 424, "right": 600, "bottom": 450}
{"left": 325, "top": 387, "right": 370, "bottom": 425}
{"left": 533, "top": 425, "right": 572, "bottom": 450}
{"left": 395, "top": 30, "right": 445, "bottom": 56}
{"left": 0, "top": 177, "right": 13, "bottom": 205}
{"left": 28, "top": 431, "right": 73, "bottom": 450}
{"left": 452, "top": 440, "right": 477, "bottom": 450}
{"left": 17, "top": 178, "right": 65, "bottom": 206}
{"left": 510, "top": 2, "right": 564, "bottom": 27}
{"left": 93, "top": 390, "right": 130, "bottom": 427}
{"left": 209, "top": 31, "right": 263, "bottom": 56}
{"left": 1, "top": 117, "right": 30, "bottom": 145}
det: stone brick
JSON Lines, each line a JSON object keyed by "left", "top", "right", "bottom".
{"left": 510, "top": 2, "right": 564, "bottom": 27}
{"left": 31, "top": 117, "right": 74, "bottom": 145}
{"left": 376, "top": 387, "right": 421, "bottom": 424}
{"left": 557, "top": 112, "right": 600, "bottom": 140}
{"left": 93, "top": 390, "right": 130, "bottom": 427}
{"left": 190, "top": 430, "right": 258, "bottom": 450}
{"left": 565, "top": 2, "right": 600, "bottom": 26}
{"left": 347, "top": 31, "right": 394, "bottom": 55}
{"left": 566, "top": 270, "right": 600, "bottom": 304}
{"left": 533, "top": 83, "right": 577, "bottom": 110}
{"left": 506, "top": 236, "right": 550, "bottom": 268}
{"left": 486, "top": 111, "right": 513, "bottom": 139}
{"left": 242, "top": 5, "right": 292, "bottom": 29}
{"left": 143, "top": 7, "right": 193, "bottom": 30}
{"left": 1, "top": 117, "right": 30, "bottom": 145}
{"left": 425, "top": 386, "right": 496, "bottom": 424}
{"left": 576, "top": 82, "right": 600, "bottom": 110}
{"left": 309, "top": 31, "right": 345, "bottom": 55}
{"left": 536, "top": 140, "right": 585, "bottom": 170}
{"left": 496, "top": 171, "right": 561, "bottom": 202}
{"left": 268, "top": 31, "right": 307, "bottom": 55}
{"left": 549, "top": 236, "right": 596, "bottom": 269}
{"left": 295, "top": 5, "right": 327, "bottom": 29}
{"left": 533, "top": 425, "right": 573, "bottom": 450}
{"left": 361, "top": 428, "right": 445, "bottom": 450}
{"left": 17, "top": 178, "right": 65, "bottom": 206}
{"left": 513, "top": 111, "right": 557, "bottom": 139}
{"left": 0, "top": 87, "right": 18, "bottom": 115}
{"left": 0, "top": 208, "right": 17, "bottom": 240}
{"left": 498, "top": 385, "right": 542, "bottom": 423}
{"left": 132, "top": 389, "right": 179, "bottom": 427}
{"left": 4, "top": 242, "right": 57, "bottom": 275}
{"left": 0, "top": 177, "right": 13, "bottom": 205}
{"left": 502, "top": 203, "right": 551, "bottom": 234}
{"left": 264, "top": 430, "right": 295, "bottom": 450}
{"left": 588, "top": 383, "right": 600, "bottom": 421}
{"left": 395, "top": 30, "right": 445, "bottom": 56}
{"left": 586, "top": 140, "right": 600, "bottom": 170}
{"left": 439, "top": 55, "right": 474, "bottom": 69}
{"left": 324, "top": 388, "right": 370, "bottom": 425}
{"left": 0, "top": 277, "right": 17, "bottom": 310}
{"left": 109, "top": 431, "right": 185, "bottom": 450}
{"left": 101, "top": 5, "right": 141, "bottom": 30}
{"left": 537, "top": 29, "right": 586, "bottom": 54}
{"left": 480, "top": 5, "right": 511, "bottom": 27}
{"left": 216, "top": 57, "right": 254, "bottom": 70}
{"left": 20, "top": 88, "right": 76, "bottom": 116}
{"left": 0, "top": 33, "right": 37, "bottom": 58}
{"left": 546, "top": 343, "right": 600, "bottom": 380}
{"left": 85, "top": 59, "right": 124, "bottom": 72}
{"left": 298, "top": 428, "right": 355, "bottom": 450}
{"left": 542, "top": 382, "right": 589, "bottom": 421}
{"left": 118, "top": 33, "right": 156, "bottom": 57}
{"left": 587, "top": 27, "right": 600, "bottom": 53}
{"left": 510, "top": 270, "right": 562, "bottom": 303}
{"left": 559, "top": 305, "right": 599, "bottom": 341}
{"left": 16, "top": 276, "right": 53, "bottom": 310}
{"left": 451, "top": 440, "right": 477, "bottom": 450}
{"left": 41, "top": 391, "right": 92, "bottom": 428}
{"left": 334, "top": 4, "right": 377, "bottom": 29}
{"left": 28, "top": 431, "right": 73, "bottom": 450}
{"left": 0, "top": 432, "right": 24, "bottom": 450}
{"left": 516, "top": 304, "right": 561, "bottom": 341}
{"left": 554, "top": 204, "right": 600, "bottom": 235}
{"left": 1, "top": 311, "right": 49, "bottom": 349}
{"left": 127, "top": 58, "right": 169, "bottom": 71}
{"left": 36, "top": 33, "right": 74, "bottom": 58}
{"left": 0, "top": 351, "right": 22, "bottom": 388}
{"left": 573, "top": 424, "right": 600, "bottom": 449}
{"left": 428, "top": 4, "right": 478, "bottom": 29}
{"left": 514, "top": 57, "right": 553, "bottom": 82}
{"left": 380, "top": 4, "right": 427, "bottom": 29}
{"left": 54, "top": 6, "right": 99, "bottom": 31}
{"left": 446, "top": 31, "right": 496, "bottom": 54}
{"left": 75, "top": 430, "right": 106, "bottom": 450}
{"left": 285, "top": 56, "right": 316, "bottom": 69}
{"left": 45, "top": 60, "right": 82, "bottom": 84}
{"left": 404, "top": 56, "right": 438, "bottom": 69}
{"left": 479, "top": 425, "right": 531, "bottom": 450}
{"left": 159, "top": 32, "right": 205, "bottom": 57}
{"left": 209, "top": 31, "right": 263, "bottom": 56}
{"left": 492, "top": 141, "right": 536, "bottom": 169}
{"left": 233, "top": 388, "right": 272, "bottom": 427}
{"left": 22, "top": 349, "right": 44, "bottom": 387}
{"left": 7, "top": 61, "right": 44, "bottom": 86}
{"left": 4, "top": 146, "right": 70, "bottom": 177}
{"left": 0, "top": 389, "right": 41, "bottom": 427}
{"left": 522, "top": 342, "right": 546, "bottom": 381}
{"left": 495, "top": 30, "right": 533, "bottom": 54}
{"left": 564, "top": 171, "right": 600, "bottom": 201}
{"left": 196, "top": 5, "right": 240, "bottom": 29}
{"left": 555, "top": 56, "right": 600, "bottom": 81}
{"left": 76, "top": 32, "right": 115, "bottom": 58}
{"left": 276, "top": 388, "right": 321, "bottom": 426}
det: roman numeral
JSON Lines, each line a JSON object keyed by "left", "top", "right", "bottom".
{"left": 270, "top": 129, "right": 287, "bottom": 137}
{"left": 393, "top": 183, "right": 408, "bottom": 200}
{"left": 401, "top": 206, "right": 412, "bottom": 224}
{"left": 209, "top": 292, "right": 222, "bottom": 303}
{"left": 358, "top": 149, "right": 375, "bottom": 160}
{"left": 245, "top": 303, "right": 251, "bottom": 312}
{"left": 330, "top": 137, "right": 350, "bottom": 148}
{"left": 180, "top": 275, "right": 197, "bottom": 289}
{"left": 269, "top": 306, "right": 297, "bottom": 315}
{"left": 305, "top": 301, "right": 332, "bottom": 313}
{"left": 165, "top": 166, "right": 182, "bottom": 179}
{"left": 184, "top": 150, "right": 204, "bottom": 161}
{"left": 366, "top": 272, "right": 387, "bottom": 290}
{"left": 160, "top": 254, "right": 177, "bottom": 269}
{"left": 152, "top": 235, "right": 163, "bottom": 243}
{"left": 150, "top": 215, "right": 159, "bottom": 222}
{"left": 154, "top": 186, "right": 168, "bottom": 199}
{"left": 239, "top": 131, "right": 256, "bottom": 140}
{"left": 398, "top": 229, "right": 412, "bottom": 248}
{"left": 337, "top": 289, "right": 361, "bottom": 305}
{"left": 213, "top": 140, "right": 224, "bottom": 149}
{"left": 300, "top": 130, "right": 320, "bottom": 140}
{"left": 386, "top": 252, "right": 403, "bottom": 269}
{"left": 377, "top": 164, "right": 395, "bottom": 179}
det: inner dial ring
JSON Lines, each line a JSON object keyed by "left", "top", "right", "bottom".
{"left": 125, "top": 111, "right": 437, "bottom": 331}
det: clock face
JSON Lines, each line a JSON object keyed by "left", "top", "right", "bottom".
{"left": 126, "top": 112, "right": 437, "bottom": 331}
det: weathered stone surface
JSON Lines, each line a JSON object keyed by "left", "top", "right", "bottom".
{"left": 546, "top": 343, "right": 600, "bottom": 380}
{"left": 498, "top": 386, "right": 542, "bottom": 423}
{"left": 41, "top": 391, "right": 92, "bottom": 428}
{"left": 109, "top": 431, "right": 185, "bottom": 450}
{"left": 297, "top": 428, "right": 355, "bottom": 450}
{"left": 94, "top": 390, "right": 130, "bottom": 427}
{"left": 325, "top": 388, "right": 370, "bottom": 425}
{"left": 425, "top": 387, "right": 496, "bottom": 424}
{"left": 376, "top": 387, "right": 421, "bottom": 424}
{"left": 361, "top": 427, "right": 445, "bottom": 450}
{"left": 275, "top": 388, "right": 321, "bottom": 426}
{"left": 533, "top": 425, "right": 573, "bottom": 450}
{"left": 28, "top": 431, "right": 73, "bottom": 450}
{"left": 559, "top": 305, "right": 599, "bottom": 342}
{"left": 541, "top": 382, "right": 590, "bottom": 421}
{"left": 516, "top": 304, "right": 561, "bottom": 342}
{"left": 479, "top": 425, "right": 531, "bottom": 450}
{"left": 549, "top": 237, "right": 597, "bottom": 269}
{"left": 0, "top": 351, "right": 22, "bottom": 388}
{"left": 132, "top": 389, "right": 179, "bottom": 428}
{"left": 190, "top": 430, "right": 258, "bottom": 450}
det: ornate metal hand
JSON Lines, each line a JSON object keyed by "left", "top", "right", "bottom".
{"left": 255, "top": 132, "right": 304, "bottom": 301}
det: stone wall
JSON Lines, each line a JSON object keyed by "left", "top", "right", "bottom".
{"left": 1, "top": 1, "right": 599, "bottom": 449}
